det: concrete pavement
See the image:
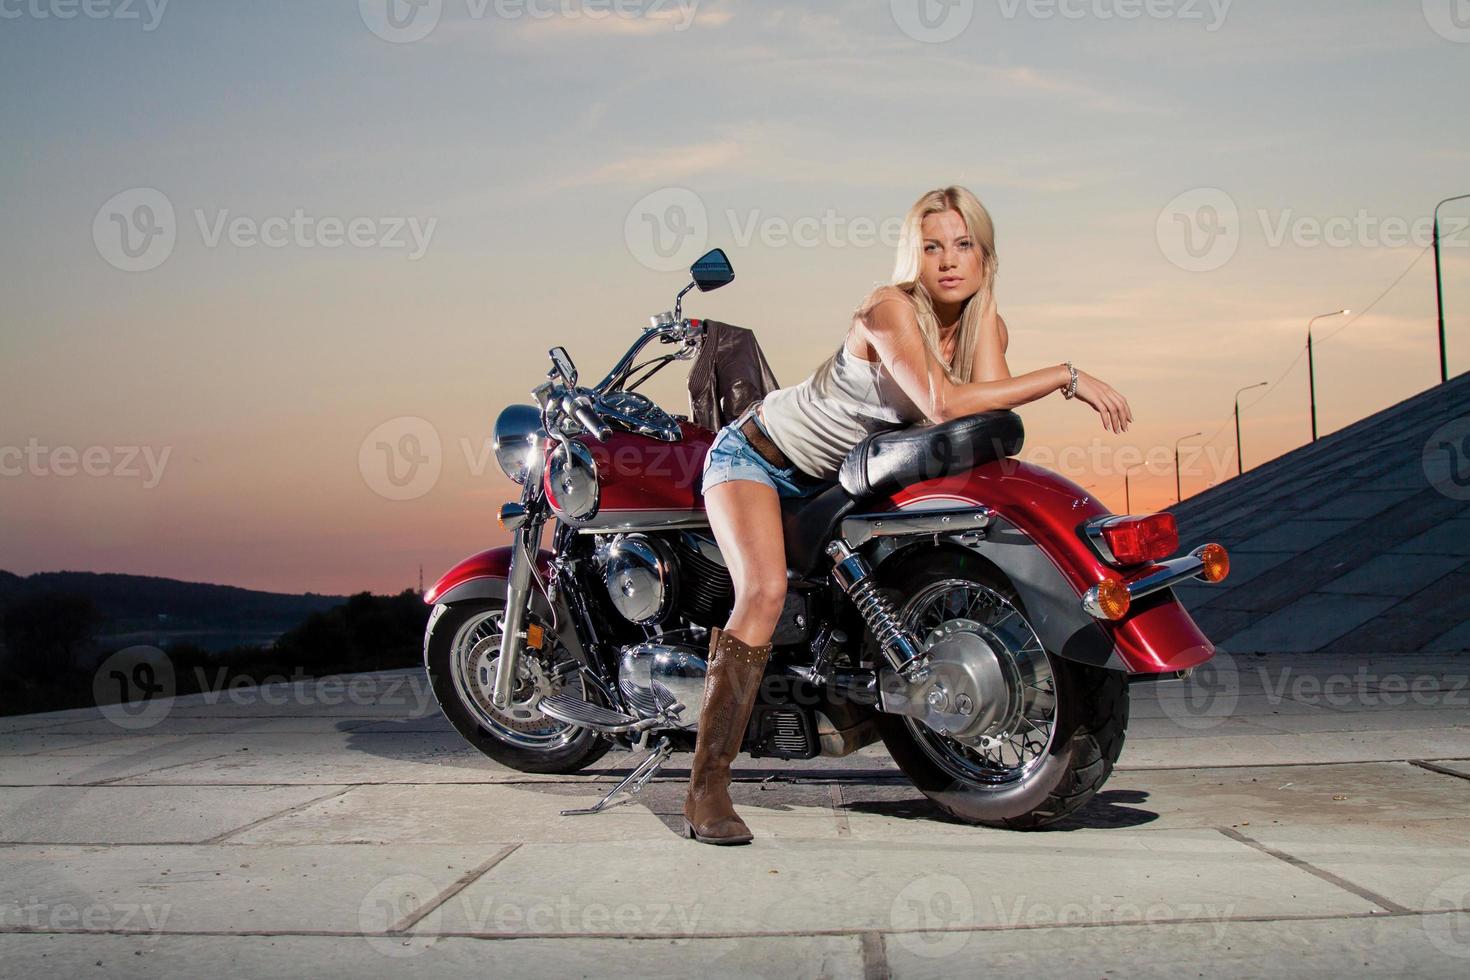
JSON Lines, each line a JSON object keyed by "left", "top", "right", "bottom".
{"left": 2, "top": 654, "right": 1469, "bottom": 978}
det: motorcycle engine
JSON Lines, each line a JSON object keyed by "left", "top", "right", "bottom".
{"left": 595, "top": 531, "right": 734, "bottom": 628}
{"left": 618, "top": 631, "right": 708, "bottom": 729}
{"left": 599, "top": 533, "right": 677, "bottom": 625}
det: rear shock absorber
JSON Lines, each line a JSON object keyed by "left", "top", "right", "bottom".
{"left": 826, "top": 540, "right": 928, "bottom": 678}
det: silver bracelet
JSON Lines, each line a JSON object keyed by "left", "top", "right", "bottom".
{"left": 1062, "top": 361, "right": 1078, "bottom": 400}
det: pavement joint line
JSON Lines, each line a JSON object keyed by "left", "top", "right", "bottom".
{"left": 1409, "top": 759, "right": 1470, "bottom": 782}
{"left": 10, "top": 756, "right": 1470, "bottom": 789}
{"left": 6, "top": 811, "right": 1468, "bottom": 847}
{"left": 200, "top": 785, "right": 361, "bottom": 844}
{"left": 109, "top": 714, "right": 440, "bottom": 720}
{"left": 1117, "top": 755, "right": 1470, "bottom": 772}
{"left": 0, "top": 841, "right": 529, "bottom": 849}
{"left": 11, "top": 734, "right": 199, "bottom": 758}
{"left": 0, "top": 718, "right": 92, "bottom": 735}
{"left": 830, "top": 784, "right": 852, "bottom": 838}
{"left": 88, "top": 752, "right": 240, "bottom": 786}
{"left": 1215, "top": 826, "right": 1411, "bottom": 914}
{"left": 0, "top": 782, "right": 365, "bottom": 789}
{"left": 859, "top": 930, "right": 889, "bottom": 979}
{"left": 390, "top": 844, "right": 521, "bottom": 934}
{"left": 0, "top": 907, "right": 1463, "bottom": 942}
{"left": 0, "top": 840, "right": 207, "bottom": 847}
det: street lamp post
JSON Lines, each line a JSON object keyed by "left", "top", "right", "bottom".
{"left": 1124, "top": 463, "right": 1144, "bottom": 513}
{"left": 1307, "top": 309, "right": 1350, "bottom": 442}
{"left": 1435, "top": 193, "right": 1470, "bottom": 384}
{"left": 1174, "top": 431, "right": 1202, "bottom": 503}
{"left": 1234, "top": 381, "right": 1268, "bottom": 476}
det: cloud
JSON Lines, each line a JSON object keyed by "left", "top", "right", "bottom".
{"left": 541, "top": 136, "right": 745, "bottom": 190}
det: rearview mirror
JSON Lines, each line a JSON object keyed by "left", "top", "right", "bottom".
{"left": 549, "top": 347, "right": 578, "bottom": 387}
{"left": 690, "top": 248, "right": 734, "bottom": 292}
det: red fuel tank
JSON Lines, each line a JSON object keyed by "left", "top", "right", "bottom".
{"left": 542, "top": 419, "right": 715, "bottom": 528}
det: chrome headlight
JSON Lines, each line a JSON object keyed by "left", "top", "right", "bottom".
{"left": 544, "top": 439, "right": 600, "bottom": 524}
{"left": 492, "top": 404, "right": 546, "bottom": 485}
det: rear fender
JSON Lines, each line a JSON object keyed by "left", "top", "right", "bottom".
{"left": 871, "top": 459, "right": 1215, "bottom": 675}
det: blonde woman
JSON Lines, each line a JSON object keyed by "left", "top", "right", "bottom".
{"left": 683, "top": 185, "right": 1133, "bottom": 844}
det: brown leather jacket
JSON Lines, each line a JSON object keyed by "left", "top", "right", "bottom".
{"left": 686, "top": 319, "right": 781, "bottom": 432}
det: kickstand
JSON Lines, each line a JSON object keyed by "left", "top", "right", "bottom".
{"left": 560, "top": 734, "right": 674, "bottom": 816}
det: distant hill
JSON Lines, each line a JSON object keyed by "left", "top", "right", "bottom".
{"left": 0, "top": 570, "right": 350, "bottom": 636}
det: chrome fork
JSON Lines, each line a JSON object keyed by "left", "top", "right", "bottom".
{"left": 491, "top": 519, "right": 540, "bottom": 709}
{"left": 492, "top": 437, "right": 551, "bottom": 711}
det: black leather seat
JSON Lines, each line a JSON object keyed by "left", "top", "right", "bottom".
{"left": 780, "top": 483, "right": 860, "bottom": 578}
{"left": 837, "top": 411, "right": 1024, "bottom": 499}
{"left": 778, "top": 412, "right": 1024, "bottom": 577}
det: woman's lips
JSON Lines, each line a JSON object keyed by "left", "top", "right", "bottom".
{"left": 938, "top": 277, "right": 963, "bottom": 287}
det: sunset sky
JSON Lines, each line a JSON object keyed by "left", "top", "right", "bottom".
{"left": 3, "top": 0, "right": 1469, "bottom": 595}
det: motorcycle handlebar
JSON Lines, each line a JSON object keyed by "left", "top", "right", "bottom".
{"left": 570, "top": 393, "right": 612, "bottom": 442}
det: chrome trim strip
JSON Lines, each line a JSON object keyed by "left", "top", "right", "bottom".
{"left": 1081, "top": 545, "right": 1215, "bottom": 620}
{"left": 1080, "top": 514, "right": 1125, "bottom": 565}
{"left": 573, "top": 510, "right": 711, "bottom": 533}
{"left": 1081, "top": 584, "right": 1112, "bottom": 620}
{"left": 840, "top": 507, "right": 996, "bottom": 549}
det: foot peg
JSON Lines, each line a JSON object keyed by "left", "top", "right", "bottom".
{"left": 534, "top": 690, "right": 683, "bottom": 735}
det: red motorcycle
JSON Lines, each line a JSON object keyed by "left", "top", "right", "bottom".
{"left": 423, "top": 248, "right": 1231, "bottom": 828}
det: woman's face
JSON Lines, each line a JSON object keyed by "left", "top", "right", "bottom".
{"left": 918, "top": 209, "right": 984, "bottom": 307}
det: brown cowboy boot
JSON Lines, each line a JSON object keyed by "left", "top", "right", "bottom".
{"left": 682, "top": 626, "right": 772, "bottom": 845}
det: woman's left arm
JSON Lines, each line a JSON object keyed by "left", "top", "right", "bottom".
{"left": 971, "top": 288, "right": 1011, "bottom": 382}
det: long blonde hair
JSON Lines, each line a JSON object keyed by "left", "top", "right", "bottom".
{"left": 860, "top": 186, "right": 999, "bottom": 385}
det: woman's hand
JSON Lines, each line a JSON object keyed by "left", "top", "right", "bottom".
{"left": 1071, "top": 369, "right": 1133, "bottom": 434}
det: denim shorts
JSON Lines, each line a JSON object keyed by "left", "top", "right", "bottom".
{"left": 701, "top": 402, "right": 829, "bottom": 500}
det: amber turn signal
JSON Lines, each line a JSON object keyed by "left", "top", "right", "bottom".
{"left": 1084, "top": 576, "right": 1132, "bottom": 621}
{"left": 1197, "top": 543, "right": 1230, "bottom": 583}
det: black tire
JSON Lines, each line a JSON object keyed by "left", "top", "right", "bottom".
{"left": 424, "top": 599, "right": 612, "bottom": 774}
{"left": 871, "top": 548, "right": 1129, "bottom": 829}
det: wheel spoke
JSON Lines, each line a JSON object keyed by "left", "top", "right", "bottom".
{"left": 899, "top": 578, "right": 1057, "bottom": 785}
{"left": 447, "top": 608, "right": 579, "bottom": 751}
{"left": 1018, "top": 715, "right": 1049, "bottom": 737}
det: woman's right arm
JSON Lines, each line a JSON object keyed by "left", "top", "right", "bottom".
{"left": 859, "top": 289, "right": 1133, "bottom": 433}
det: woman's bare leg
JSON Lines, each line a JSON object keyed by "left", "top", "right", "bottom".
{"left": 683, "top": 475, "right": 787, "bottom": 843}
{"left": 703, "top": 478, "right": 788, "bottom": 644}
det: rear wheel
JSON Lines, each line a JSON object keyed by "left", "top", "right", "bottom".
{"left": 424, "top": 600, "right": 611, "bottom": 774}
{"left": 872, "top": 549, "right": 1129, "bottom": 829}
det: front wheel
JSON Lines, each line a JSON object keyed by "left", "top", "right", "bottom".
{"left": 872, "top": 549, "right": 1129, "bottom": 829}
{"left": 424, "top": 599, "right": 612, "bottom": 774}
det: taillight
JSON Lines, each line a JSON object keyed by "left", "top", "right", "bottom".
{"left": 1100, "top": 513, "right": 1178, "bottom": 565}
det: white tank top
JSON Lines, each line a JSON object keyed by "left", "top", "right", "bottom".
{"left": 758, "top": 338, "right": 931, "bottom": 481}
